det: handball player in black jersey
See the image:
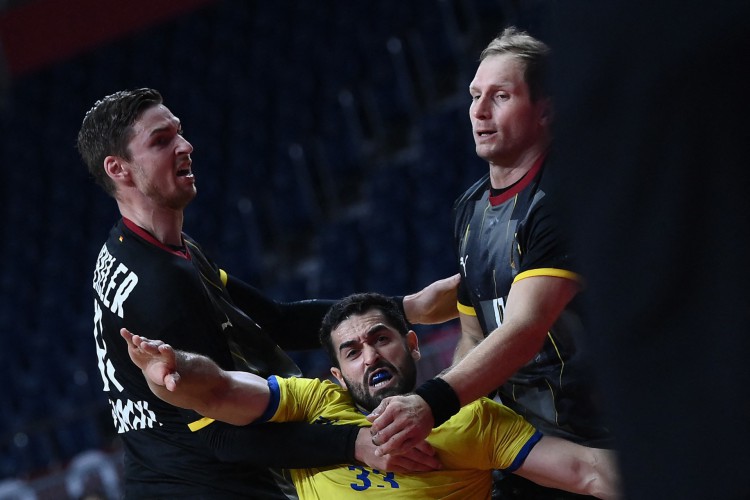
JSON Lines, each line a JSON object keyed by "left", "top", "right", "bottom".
{"left": 367, "top": 28, "right": 615, "bottom": 499}
{"left": 76, "top": 88, "right": 457, "bottom": 499}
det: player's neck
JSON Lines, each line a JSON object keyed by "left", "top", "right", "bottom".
{"left": 488, "top": 146, "right": 547, "bottom": 189}
{"left": 118, "top": 202, "right": 184, "bottom": 247}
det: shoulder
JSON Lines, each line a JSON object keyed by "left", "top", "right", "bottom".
{"left": 453, "top": 173, "right": 490, "bottom": 211}
{"left": 274, "top": 377, "right": 362, "bottom": 425}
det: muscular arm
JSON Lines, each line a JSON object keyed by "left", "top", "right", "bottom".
{"left": 444, "top": 275, "right": 579, "bottom": 405}
{"left": 368, "top": 275, "right": 579, "bottom": 455}
{"left": 122, "top": 328, "right": 442, "bottom": 471}
{"left": 515, "top": 436, "right": 621, "bottom": 500}
{"left": 121, "top": 328, "right": 270, "bottom": 425}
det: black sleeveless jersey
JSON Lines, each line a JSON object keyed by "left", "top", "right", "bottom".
{"left": 91, "top": 218, "right": 300, "bottom": 499}
{"left": 453, "top": 157, "right": 611, "bottom": 446}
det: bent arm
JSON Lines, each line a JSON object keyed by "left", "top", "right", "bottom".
{"left": 515, "top": 436, "right": 621, "bottom": 499}
{"left": 442, "top": 275, "right": 579, "bottom": 405}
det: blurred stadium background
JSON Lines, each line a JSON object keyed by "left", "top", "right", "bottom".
{"left": 0, "top": 0, "right": 551, "bottom": 497}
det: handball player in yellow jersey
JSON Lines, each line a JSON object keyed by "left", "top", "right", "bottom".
{"left": 122, "top": 293, "right": 619, "bottom": 499}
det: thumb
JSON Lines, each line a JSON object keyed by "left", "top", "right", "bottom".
{"left": 165, "top": 371, "right": 181, "bottom": 392}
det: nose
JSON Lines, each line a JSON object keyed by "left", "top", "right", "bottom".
{"left": 363, "top": 345, "right": 380, "bottom": 366}
{"left": 471, "top": 95, "right": 491, "bottom": 119}
{"left": 177, "top": 135, "right": 193, "bottom": 154}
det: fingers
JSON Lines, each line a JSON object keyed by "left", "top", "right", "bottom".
{"left": 366, "top": 397, "right": 391, "bottom": 424}
{"left": 445, "top": 273, "right": 461, "bottom": 286}
{"left": 413, "top": 439, "right": 436, "bottom": 457}
{"left": 397, "top": 442, "right": 441, "bottom": 472}
{"left": 120, "top": 328, "right": 134, "bottom": 343}
{"left": 373, "top": 428, "right": 415, "bottom": 457}
{"left": 380, "top": 453, "right": 440, "bottom": 474}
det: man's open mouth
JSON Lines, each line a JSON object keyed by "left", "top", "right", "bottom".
{"left": 369, "top": 369, "right": 393, "bottom": 388}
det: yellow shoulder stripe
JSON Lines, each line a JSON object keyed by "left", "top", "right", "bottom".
{"left": 512, "top": 268, "right": 582, "bottom": 284}
{"left": 188, "top": 417, "right": 216, "bottom": 432}
{"left": 457, "top": 301, "right": 477, "bottom": 316}
{"left": 219, "top": 269, "right": 228, "bottom": 286}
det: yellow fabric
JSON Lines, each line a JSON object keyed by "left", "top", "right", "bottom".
{"left": 512, "top": 267, "right": 581, "bottom": 284}
{"left": 187, "top": 416, "right": 215, "bottom": 432}
{"left": 270, "top": 377, "right": 538, "bottom": 499}
{"left": 457, "top": 301, "right": 477, "bottom": 316}
{"left": 219, "top": 268, "right": 228, "bottom": 286}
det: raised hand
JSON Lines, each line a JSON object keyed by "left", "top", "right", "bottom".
{"left": 120, "top": 328, "right": 181, "bottom": 391}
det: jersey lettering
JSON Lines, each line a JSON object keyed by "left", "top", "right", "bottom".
{"left": 93, "top": 299, "right": 123, "bottom": 392}
{"left": 93, "top": 244, "right": 139, "bottom": 319}
{"left": 110, "top": 398, "right": 158, "bottom": 433}
{"left": 493, "top": 297, "right": 506, "bottom": 327}
{"left": 347, "top": 465, "right": 400, "bottom": 491}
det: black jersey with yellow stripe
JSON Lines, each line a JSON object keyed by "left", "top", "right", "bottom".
{"left": 92, "top": 218, "right": 299, "bottom": 499}
{"left": 453, "top": 157, "right": 611, "bottom": 446}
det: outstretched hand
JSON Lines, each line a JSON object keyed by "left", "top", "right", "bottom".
{"left": 120, "top": 328, "right": 181, "bottom": 391}
{"left": 366, "top": 394, "right": 435, "bottom": 457}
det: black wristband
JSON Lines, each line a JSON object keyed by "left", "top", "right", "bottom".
{"left": 392, "top": 295, "right": 411, "bottom": 326}
{"left": 415, "top": 377, "right": 461, "bottom": 428}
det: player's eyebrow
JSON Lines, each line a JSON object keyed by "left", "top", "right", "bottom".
{"left": 337, "top": 323, "right": 390, "bottom": 353}
{"left": 147, "top": 118, "right": 181, "bottom": 138}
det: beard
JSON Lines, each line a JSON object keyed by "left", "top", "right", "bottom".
{"left": 342, "top": 357, "right": 418, "bottom": 413}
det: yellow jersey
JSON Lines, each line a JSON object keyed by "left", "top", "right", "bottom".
{"left": 264, "top": 376, "right": 541, "bottom": 499}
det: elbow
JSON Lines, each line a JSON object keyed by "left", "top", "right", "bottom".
{"left": 578, "top": 453, "right": 621, "bottom": 500}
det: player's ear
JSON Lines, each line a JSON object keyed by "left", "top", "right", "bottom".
{"left": 407, "top": 331, "right": 421, "bottom": 361}
{"left": 104, "top": 155, "right": 130, "bottom": 182}
{"left": 330, "top": 367, "right": 347, "bottom": 390}
{"left": 538, "top": 97, "right": 553, "bottom": 127}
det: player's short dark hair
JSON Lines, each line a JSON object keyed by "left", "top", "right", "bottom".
{"left": 481, "top": 26, "right": 550, "bottom": 102}
{"left": 319, "top": 293, "right": 409, "bottom": 368}
{"left": 76, "top": 88, "right": 163, "bottom": 196}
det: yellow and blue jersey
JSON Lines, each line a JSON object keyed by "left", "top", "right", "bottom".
{"left": 262, "top": 376, "right": 541, "bottom": 499}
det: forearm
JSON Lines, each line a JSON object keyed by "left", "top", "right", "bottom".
{"left": 584, "top": 448, "right": 621, "bottom": 500}
{"left": 442, "top": 319, "right": 545, "bottom": 405}
{"left": 152, "top": 351, "right": 270, "bottom": 425}
{"left": 516, "top": 437, "right": 621, "bottom": 500}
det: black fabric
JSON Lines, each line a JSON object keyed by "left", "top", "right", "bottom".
{"left": 225, "top": 274, "right": 336, "bottom": 351}
{"left": 203, "top": 420, "right": 360, "bottom": 467}
{"left": 415, "top": 378, "right": 461, "bottom": 428}
{"left": 452, "top": 159, "right": 611, "bottom": 446}
{"left": 91, "top": 219, "right": 356, "bottom": 498}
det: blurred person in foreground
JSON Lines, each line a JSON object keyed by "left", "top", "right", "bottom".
{"left": 547, "top": 2, "right": 750, "bottom": 498}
